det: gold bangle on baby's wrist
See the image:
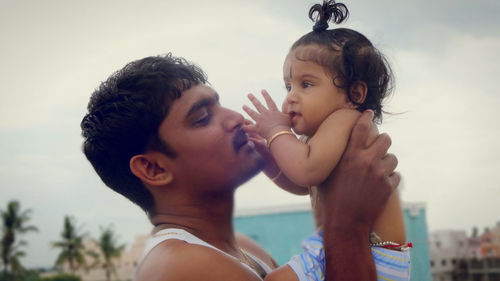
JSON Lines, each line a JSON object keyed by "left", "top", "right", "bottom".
{"left": 270, "top": 170, "right": 282, "bottom": 181}
{"left": 267, "top": 130, "right": 294, "bottom": 149}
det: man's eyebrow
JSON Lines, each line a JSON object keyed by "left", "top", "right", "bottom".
{"left": 186, "top": 92, "right": 220, "bottom": 118}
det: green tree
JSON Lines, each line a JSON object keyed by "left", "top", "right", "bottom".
{"left": 95, "top": 226, "right": 125, "bottom": 281}
{"left": 0, "top": 200, "right": 38, "bottom": 280}
{"left": 52, "top": 216, "right": 87, "bottom": 274}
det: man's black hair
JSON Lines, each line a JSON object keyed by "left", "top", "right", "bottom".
{"left": 81, "top": 54, "right": 207, "bottom": 213}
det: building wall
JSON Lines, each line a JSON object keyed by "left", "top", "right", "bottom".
{"left": 234, "top": 205, "right": 315, "bottom": 265}
{"left": 404, "top": 202, "right": 432, "bottom": 281}
{"left": 429, "top": 230, "right": 468, "bottom": 281}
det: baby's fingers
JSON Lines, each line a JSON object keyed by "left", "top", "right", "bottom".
{"left": 247, "top": 93, "right": 268, "bottom": 113}
{"left": 261, "top": 90, "right": 279, "bottom": 111}
{"left": 243, "top": 119, "right": 254, "bottom": 126}
{"left": 243, "top": 105, "right": 261, "bottom": 122}
{"left": 243, "top": 123, "right": 258, "bottom": 134}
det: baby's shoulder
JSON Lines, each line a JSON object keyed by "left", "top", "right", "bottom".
{"left": 329, "top": 108, "right": 361, "bottom": 119}
{"left": 320, "top": 108, "right": 361, "bottom": 128}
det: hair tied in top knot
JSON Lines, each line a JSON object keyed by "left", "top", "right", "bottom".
{"left": 309, "top": 0, "right": 349, "bottom": 32}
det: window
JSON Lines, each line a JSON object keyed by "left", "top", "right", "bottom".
{"left": 442, "top": 259, "right": 447, "bottom": 266}
{"left": 430, "top": 260, "right": 435, "bottom": 267}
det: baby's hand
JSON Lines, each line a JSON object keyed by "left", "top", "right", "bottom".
{"left": 243, "top": 90, "right": 291, "bottom": 140}
{"left": 243, "top": 119, "right": 273, "bottom": 162}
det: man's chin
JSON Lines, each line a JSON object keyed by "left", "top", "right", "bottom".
{"left": 236, "top": 153, "right": 265, "bottom": 186}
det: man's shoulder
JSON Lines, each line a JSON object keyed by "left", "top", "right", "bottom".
{"left": 236, "top": 232, "right": 278, "bottom": 269}
{"left": 134, "top": 239, "right": 262, "bottom": 281}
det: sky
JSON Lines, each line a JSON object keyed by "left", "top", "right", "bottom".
{"left": 0, "top": 0, "right": 499, "bottom": 269}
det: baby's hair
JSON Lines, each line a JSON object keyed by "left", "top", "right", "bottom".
{"left": 291, "top": 0, "right": 393, "bottom": 122}
{"left": 309, "top": 0, "right": 349, "bottom": 31}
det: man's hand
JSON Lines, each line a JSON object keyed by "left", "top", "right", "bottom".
{"left": 321, "top": 110, "right": 400, "bottom": 281}
{"left": 325, "top": 110, "right": 399, "bottom": 230}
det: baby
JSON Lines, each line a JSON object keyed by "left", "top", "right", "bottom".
{"left": 243, "top": 1, "right": 411, "bottom": 280}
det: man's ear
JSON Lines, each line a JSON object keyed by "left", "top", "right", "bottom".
{"left": 129, "top": 152, "right": 173, "bottom": 187}
{"left": 349, "top": 81, "right": 368, "bottom": 105}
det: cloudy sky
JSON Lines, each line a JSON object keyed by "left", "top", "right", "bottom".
{"left": 1, "top": 0, "right": 499, "bottom": 268}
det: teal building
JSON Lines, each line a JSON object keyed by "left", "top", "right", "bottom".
{"left": 234, "top": 202, "right": 431, "bottom": 281}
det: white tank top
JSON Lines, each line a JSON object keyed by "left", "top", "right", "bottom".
{"left": 140, "top": 228, "right": 272, "bottom": 279}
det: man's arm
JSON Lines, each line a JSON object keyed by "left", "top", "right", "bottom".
{"left": 321, "top": 110, "right": 400, "bottom": 280}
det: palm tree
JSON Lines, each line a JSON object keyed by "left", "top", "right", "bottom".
{"left": 95, "top": 226, "right": 125, "bottom": 281}
{"left": 1, "top": 200, "right": 38, "bottom": 278}
{"left": 52, "top": 216, "right": 87, "bottom": 274}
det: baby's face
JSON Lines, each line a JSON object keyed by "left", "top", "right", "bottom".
{"left": 282, "top": 46, "right": 351, "bottom": 136}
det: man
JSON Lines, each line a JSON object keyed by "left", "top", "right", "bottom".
{"left": 81, "top": 54, "right": 399, "bottom": 280}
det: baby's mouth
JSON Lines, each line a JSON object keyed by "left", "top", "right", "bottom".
{"left": 289, "top": 111, "right": 301, "bottom": 124}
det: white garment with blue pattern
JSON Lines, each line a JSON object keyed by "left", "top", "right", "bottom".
{"left": 287, "top": 231, "right": 411, "bottom": 281}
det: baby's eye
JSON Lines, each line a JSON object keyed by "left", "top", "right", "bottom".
{"left": 285, "top": 84, "right": 291, "bottom": 92}
{"left": 302, "top": 81, "right": 312, "bottom": 88}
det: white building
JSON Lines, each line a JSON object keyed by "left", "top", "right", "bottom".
{"left": 429, "top": 230, "right": 468, "bottom": 281}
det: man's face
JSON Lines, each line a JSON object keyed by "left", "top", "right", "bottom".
{"left": 158, "top": 84, "right": 263, "bottom": 192}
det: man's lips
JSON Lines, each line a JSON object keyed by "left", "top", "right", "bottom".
{"left": 233, "top": 129, "right": 250, "bottom": 151}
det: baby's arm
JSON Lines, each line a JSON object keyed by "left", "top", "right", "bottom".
{"left": 244, "top": 91, "right": 360, "bottom": 187}
{"left": 372, "top": 188, "right": 407, "bottom": 244}
{"left": 270, "top": 109, "right": 360, "bottom": 186}
{"left": 244, "top": 120, "right": 309, "bottom": 195}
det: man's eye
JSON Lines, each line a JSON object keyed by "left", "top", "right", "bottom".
{"left": 194, "top": 113, "right": 211, "bottom": 126}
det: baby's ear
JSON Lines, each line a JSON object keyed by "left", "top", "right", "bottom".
{"left": 129, "top": 152, "right": 174, "bottom": 187}
{"left": 349, "top": 81, "right": 368, "bottom": 104}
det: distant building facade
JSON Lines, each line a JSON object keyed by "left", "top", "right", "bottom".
{"left": 429, "top": 224, "right": 500, "bottom": 281}
{"left": 429, "top": 230, "right": 469, "bottom": 281}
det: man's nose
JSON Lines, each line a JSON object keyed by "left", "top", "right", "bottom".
{"left": 222, "top": 108, "right": 244, "bottom": 132}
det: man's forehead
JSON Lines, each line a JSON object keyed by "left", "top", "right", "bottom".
{"left": 167, "top": 84, "right": 219, "bottom": 119}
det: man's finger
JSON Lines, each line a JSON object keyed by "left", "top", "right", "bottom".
{"left": 370, "top": 133, "right": 392, "bottom": 159}
{"left": 386, "top": 172, "right": 401, "bottom": 193}
{"left": 348, "top": 110, "right": 375, "bottom": 150}
{"left": 380, "top": 153, "right": 398, "bottom": 176}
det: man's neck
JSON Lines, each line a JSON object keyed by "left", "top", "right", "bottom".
{"left": 150, "top": 189, "right": 238, "bottom": 254}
